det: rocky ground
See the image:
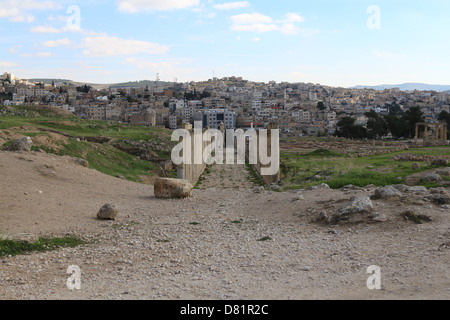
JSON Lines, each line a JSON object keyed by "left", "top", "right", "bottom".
{"left": 0, "top": 150, "right": 449, "bottom": 300}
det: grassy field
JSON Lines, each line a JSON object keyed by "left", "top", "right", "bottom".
{"left": 280, "top": 146, "right": 450, "bottom": 190}
{"left": 0, "top": 105, "right": 175, "bottom": 183}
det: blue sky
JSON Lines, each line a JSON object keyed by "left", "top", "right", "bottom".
{"left": 1, "top": 0, "right": 449, "bottom": 87}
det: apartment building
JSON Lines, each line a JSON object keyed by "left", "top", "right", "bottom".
{"left": 194, "top": 109, "right": 236, "bottom": 130}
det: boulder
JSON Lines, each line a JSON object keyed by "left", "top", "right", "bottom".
{"left": 426, "top": 194, "right": 450, "bottom": 205}
{"left": 307, "top": 183, "right": 331, "bottom": 191}
{"left": 436, "top": 167, "right": 450, "bottom": 177}
{"left": 391, "top": 184, "right": 409, "bottom": 192}
{"left": 253, "top": 186, "right": 266, "bottom": 194}
{"left": 63, "top": 156, "right": 89, "bottom": 168}
{"left": 371, "top": 212, "right": 387, "bottom": 222}
{"left": 422, "top": 173, "right": 443, "bottom": 183}
{"left": 336, "top": 197, "right": 374, "bottom": 218}
{"left": 412, "top": 162, "right": 420, "bottom": 170}
{"left": 373, "top": 186, "right": 403, "bottom": 200}
{"left": 97, "top": 203, "right": 119, "bottom": 220}
{"left": 9, "top": 137, "right": 32, "bottom": 152}
{"left": 268, "top": 184, "right": 282, "bottom": 192}
{"left": 431, "top": 158, "right": 448, "bottom": 166}
{"left": 406, "top": 186, "right": 428, "bottom": 193}
{"left": 154, "top": 177, "right": 193, "bottom": 199}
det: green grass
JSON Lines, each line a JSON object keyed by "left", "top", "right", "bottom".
{"left": 246, "top": 163, "right": 265, "bottom": 186}
{"left": 280, "top": 146, "right": 450, "bottom": 190}
{"left": 38, "top": 138, "right": 160, "bottom": 182}
{"left": 0, "top": 105, "right": 176, "bottom": 183}
{"left": 0, "top": 236, "right": 85, "bottom": 257}
{"left": 257, "top": 236, "right": 272, "bottom": 242}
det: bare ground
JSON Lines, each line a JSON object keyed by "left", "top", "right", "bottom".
{"left": 0, "top": 150, "right": 449, "bottom": 300}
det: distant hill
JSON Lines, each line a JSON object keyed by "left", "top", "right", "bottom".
{"left": 29, "top": 79, "right": 73, "bottom": 85}
{"left": 351, "top": 83, "right": 450, "bottom": 92}
{"left": 29, "top": 78, "right": 173, "bottom": 90}
{"left": 109, "top": 80, "right": 172, "bottom": 89}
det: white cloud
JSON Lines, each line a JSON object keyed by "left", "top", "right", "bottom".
{"left": 231, "top": 13, "right": 273, "bottom": 25}
{"left": 43, "top": 38, "right": 72, "bottom": 47}
{"left": 21, "top": 52, "right": 54, "bottom": 57}
{"left": 81, "top": 36, "right": 169, "bottom": 57}
{"left": 0, "top": 61, "right": 19, "bottom": 67}
{"left": 9, "top": 14, "right": 35, "bottom": 22}
{"left": 214, "top": 1, "right": 250, "bottom": 10}
{"left": 279, "top": 13, "right": 304, "bottom": 23}
{"left": 30, "top": 25, "right": 61, "bottom": 33}
{"left": 0, "top": 0, "right": 61, "bottom": 22}
{"left": 30, "top": 25, "right": 98, "bottom": 36}
{"left": 230, "top": 12, "right": 313, "bottom": 36}
{"left": 280, "top": 23, "right": 300, "bottom": 35}
{"left": 232, "top": 23, "right": 278, "bottom": 33}
{"left": 125, "top": 58, "right": 174, "bottom": 70}
{"left": 117, "top": 0, "right": 200, "bottom": 12}
{"left": 8, "top": 45, "right": 22, "bottom": 53}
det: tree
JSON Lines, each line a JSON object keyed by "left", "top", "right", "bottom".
{"left": 438, "top": 110, "right": 450, "bottom": 126}
{"left": 76, "top": 84, "right": 91, "bottom": 93}
{"left": 438, "top": 111, "right": 450, "bottom": 139}
{"left": 335, "top": 116, "right": 367, "bottom": 139}
{"left": 402, "top": 106, "right": 424, "bottom": 138}
{"left": 386, "top": 102, "right": 403, "bottom": 115}
{"left": 365, "top": 110, "right": 388, "bottom": 139}
{"left": 384, "top": 115, "right": 410, "bottom": 139}
{"left": 317, "top": 101, "right": 326, "bottom": 111}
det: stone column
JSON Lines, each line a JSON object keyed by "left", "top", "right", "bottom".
{"left": 424, "top": 125, "right": 428, "bottom": 142}
{"left": 415, "top": 124, "right": 419, "bottom": 144}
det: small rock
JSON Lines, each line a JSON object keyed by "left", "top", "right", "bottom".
{"left": 412, "top": 162, "right": 420, "bottom": 170}
{"left": 426, "top": 194, "right": 450, "bottom": 205}
{"left": 307, "top": 183, "right": 330, "bottom": 191}
{"left": 392, "top": 184, "right": 409, "bottom": 192}
{"left": 436, "top": 167, "right": 450, "bottom": 177}
{"left": 371, "top": 212, "right": 387, "bottom": 222}
{"left": 8, "top": 137, "right": 32, "bottom": 152}
{"left": 406, "top": 186, "right": 428, "bottom": 193}
{"left": 422, "top": 173, "right": 443, "bottom": 184}
{"left": 253, "top": 186, "right": 266, "bottom": 194}
{"left": 373, "top": 186, "right": 403, "bottom": 200}
{"left": 97, "top": 204, "right": 119, "bottom": 220}
{"left": 431, "top": 159, "right": 448, "bottom": 166}
{"left": 268, "top": 184, "right": 282, "bottom": 192}
{"left": 336, "top": 197, "right": 374, "bottom": 218}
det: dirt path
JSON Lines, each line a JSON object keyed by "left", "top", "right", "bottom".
{"left": 196, "top": 162, "right": 258, "bottom": 190}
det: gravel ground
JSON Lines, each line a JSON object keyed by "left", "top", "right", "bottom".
{"left": 0, "top": 150, "right": 449, "bottom": 300}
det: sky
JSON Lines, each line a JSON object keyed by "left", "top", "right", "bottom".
{"left": 1, "top": 0, "right": 449, "bottom": 87}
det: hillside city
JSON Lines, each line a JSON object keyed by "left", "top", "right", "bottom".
{"left": 1, "top": 72, "right": 449, "bottom": 138}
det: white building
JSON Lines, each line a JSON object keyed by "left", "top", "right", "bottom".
{"left": 309, "top": 91, "right": 318, "bottom": 101}
{"left": 194, "top": 109, "right": 236, "bottom": 130}
{"left": 169, "top": 115, "right": 178, "bottom": 130}
{"left": 251, "top": 100, "right": 262, "bottom": 110}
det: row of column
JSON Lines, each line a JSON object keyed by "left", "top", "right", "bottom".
{"left": 415, "top": 123, "right": 448, "bottom": 144}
